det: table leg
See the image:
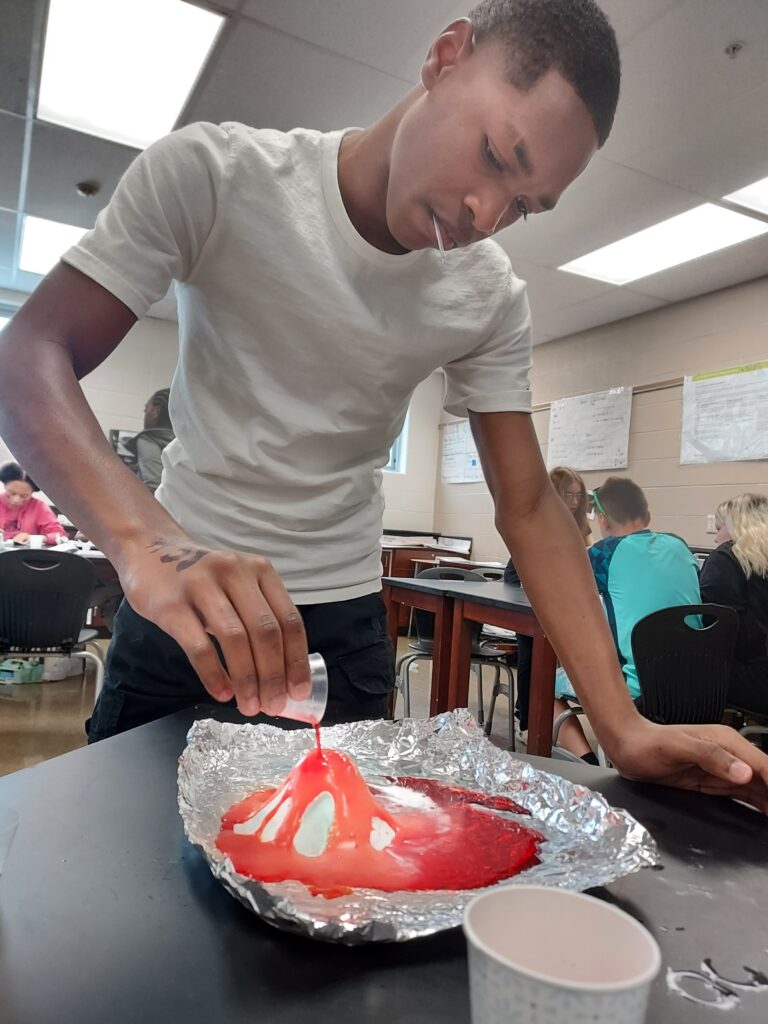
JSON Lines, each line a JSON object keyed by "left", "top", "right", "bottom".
{"left": 527, "top": 633, "right": 557, "bottom": 756}
{"left": 447, "top": 599, "right": 473, "bottom": 710}
{"left": 429, "top": 598, "right": 454, "bottom": 715}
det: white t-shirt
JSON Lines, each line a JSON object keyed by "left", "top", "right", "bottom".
{"left": 63, "top": 122, "right": 532, "bottom": 604}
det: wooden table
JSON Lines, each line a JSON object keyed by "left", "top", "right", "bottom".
{"left": 1, "top": 703, "right": 766, "bottom": 1023}
{"left": 382, "top": 578, "right": 557, "bottom": 755}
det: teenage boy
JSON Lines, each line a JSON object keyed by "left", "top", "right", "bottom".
{"left": 1, "top": 1, "right": 766, "bottom": 809}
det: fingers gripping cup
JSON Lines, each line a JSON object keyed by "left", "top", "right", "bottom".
{"left": 463, "top": 886, "right": 661, "bottom": 1024}
{"left": 279, "top": 652, "right": 328, "bottom": 725}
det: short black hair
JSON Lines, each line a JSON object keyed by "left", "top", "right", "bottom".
{"left": 147, "top": 387, "right": 172, "bottom": 429}
{"left": 468, "top": 0, "right": 621, "bottom": 147}
{"left": 0, "top": 461, "right": 37, "bottom": 491}
{"left": 596, "top": 477, "right": 648, "bottom": 525}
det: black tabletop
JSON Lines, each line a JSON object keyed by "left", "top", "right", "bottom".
{"left": 384, "top": 577, "right": 533, "bottom": 611}
{"left": 0, "top": 706, "right": 766, "bottom": 1024}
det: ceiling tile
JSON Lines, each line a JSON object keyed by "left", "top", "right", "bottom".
{"left": 0, "top": 112, "right": 25, "bottom": 209}
{"left": 506, "top": 256, "right": 613, "bottom": 317}
{"left": 239, "top": 0, "right": 464, "bottom": 82}
{"left": 533, "top": 289, "right": 666, "bottom": 341}
{"left": 185, "top": 17, "right": 409, "bottom": 132}
{"left": 0, "top": 0, "right": 38, "bottom": 115}
{"left": 602, "top": 0, "right": 768, "bottom": 167}
{"left": 0, "top": 209, "right": 17, "bottom": 268}
{"left": 25, "top": 122, "right": 139, "bottom": 229}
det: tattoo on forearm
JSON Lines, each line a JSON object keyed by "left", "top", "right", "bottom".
{"left": 147, "top": 540, "right": 209, "bottom": 573}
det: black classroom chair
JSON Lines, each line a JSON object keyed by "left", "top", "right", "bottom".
{"left": 0, "top": 548, "right": 105, "bottom": 697}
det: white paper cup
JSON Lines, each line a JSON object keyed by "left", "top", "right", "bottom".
{"left": 0, "top": 807, "right": 19, "bottom": 878}
{"left": 276, "top": 652, "right": 328, "bottom": 725}
{"left": 27, "top": 535, "right": 45, "bottom": 548}
{"left": 464, "top": 886, "right": 661, "bottom": 1024}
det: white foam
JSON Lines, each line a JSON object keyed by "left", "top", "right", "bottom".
{"left": 370, "top": 817, "right": 396, "bottom": 851}
{"left": 293, "top": 791, "right": 335, "bottom": 858}
{"left": 233, "top": 787, "right": 285, "bottom": 835}
{"left": 260, "top": 797, "right": 293, "bottom": 842}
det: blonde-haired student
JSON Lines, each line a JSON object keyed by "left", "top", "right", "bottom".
{"left": 701, "top": 494, "right": 768, "bottom": 717}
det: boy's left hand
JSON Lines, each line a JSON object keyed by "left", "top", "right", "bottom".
{"left": 610, "top": 720, "right": 768, "bottom": 813}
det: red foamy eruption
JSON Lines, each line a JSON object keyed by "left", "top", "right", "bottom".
{"left": 217, "top": 739, "right": 542, "bottom": 898}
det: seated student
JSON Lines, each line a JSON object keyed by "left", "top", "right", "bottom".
{"left": 123, "top": 388, "right": 175, "bottom": 495}
{"left": 554, "top": 476, "right": 700, "bottom": 761}
{"left": 504, "top": 466, "right": 592, "bottom": 735}
{"left": 0, "top": 462, "right": 67, "bottom": 545}
{"left": 700, "top": 494, "right": 768, "bottom": 716}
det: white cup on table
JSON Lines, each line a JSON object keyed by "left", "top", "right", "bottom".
{"left": 463, "top": 885, "right": 661, "bottom": 1024}
{"left": 27, "top": 535, "right": 46, "bottom": 549}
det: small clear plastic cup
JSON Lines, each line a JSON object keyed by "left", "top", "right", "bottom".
{"left": 0, "top": 807, "right": 19, "bottom": 878}
{"left": 27, "top": 535, "right": 46, "bottom": 549}
{"left": 278, "top": 652, "right": 328, "bottom": 725}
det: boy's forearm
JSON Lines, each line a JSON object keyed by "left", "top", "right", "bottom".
{"left": 497, "top": 496, "right": 639, "bottom": 756}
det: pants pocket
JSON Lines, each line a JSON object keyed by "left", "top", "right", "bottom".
{"left": 335, "top": 635, "right": 396, "bottom": 700}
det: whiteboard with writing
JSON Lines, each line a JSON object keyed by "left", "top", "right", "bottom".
{"left": 547, "top": 387, "right": 632, "bottom": 471}
{"left": 681, "top": 362, "right": 768, "bottom": 464}
{"left": 440, "top": 420, "right": 484, "bottom": 483}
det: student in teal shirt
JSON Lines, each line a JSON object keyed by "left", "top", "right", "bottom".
{"left": 555, "top": 476, "right": 700, "bottom": 760}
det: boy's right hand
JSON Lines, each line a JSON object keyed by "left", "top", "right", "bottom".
{"left": 118, "top": 536, "right": 311, "bottom": 716}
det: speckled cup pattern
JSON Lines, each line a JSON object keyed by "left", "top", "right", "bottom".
{"left": 467, "top": 944, "right": 652, "bottom": 1024}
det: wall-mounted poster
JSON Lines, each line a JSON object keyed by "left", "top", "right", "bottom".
{"left": 681, "top": 362, "right": 768, "bottom": 464}
{"left": 547, "top": 387, "right": 632, "bottom": 471}
{"left": 440, "top": 420, "right": 484, "bottom": 483}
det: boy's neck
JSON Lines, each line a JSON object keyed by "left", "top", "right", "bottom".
{"left": 337, "top": 87, "right": 421, "bottom": 255}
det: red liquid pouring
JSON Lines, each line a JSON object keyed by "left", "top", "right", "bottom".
{"left": 216, "top": 730, "right": 542, "bottom": 898}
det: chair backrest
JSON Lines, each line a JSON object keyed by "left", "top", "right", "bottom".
{"left": 474, "top": 567, "right": 504, "bottom": 581}
{"left": 0, "top": 549, "right": 96, "bottom": 652}
{"left": 413, "top": 567, "right": 485, "bottom": 644}
{"left": 630, "top": 603, "right": 739, "bottom": 725}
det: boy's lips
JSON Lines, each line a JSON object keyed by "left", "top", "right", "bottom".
{"left": 431, "top": 212, "right": 458, "bottom": 250}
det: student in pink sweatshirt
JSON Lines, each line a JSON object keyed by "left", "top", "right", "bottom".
{"left": 0, "top": 462, "right": 66, "bottom": 545}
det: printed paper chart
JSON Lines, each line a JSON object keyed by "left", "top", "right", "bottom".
{"left": 547, "top": 387, "right": 632, "bottom": 471}
{"left": 440, "top": 420, "right": 484, "bottom": 483}
{"left": 681, "top": 362, "right": 768, "bottom": 464}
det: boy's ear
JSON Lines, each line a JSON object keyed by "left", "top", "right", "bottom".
{"left": 420, "top": 18, "right": 474, "bottom": 91}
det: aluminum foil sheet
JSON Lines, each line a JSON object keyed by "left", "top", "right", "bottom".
{"left": 178, "top": 710, "right": 657, "bottom": 944}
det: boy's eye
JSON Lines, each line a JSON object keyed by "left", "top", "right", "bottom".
{"left": 484, "top": 138, "right": 504, "bottom": 172}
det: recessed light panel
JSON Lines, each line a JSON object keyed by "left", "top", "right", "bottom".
{"left": 19, "top": 216, "right": 88, "bottom": 276}
{"left": 38, "top": 0, "right": 224, "bottom": 149}
{"left": 559, "top": 203, "right": 768, "bottom": 285}
{"left": 723, "top": 176, "right": 768, "bottom": 217}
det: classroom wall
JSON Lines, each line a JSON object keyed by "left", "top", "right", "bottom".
{"left": 382, "top": 371, "right": 445, "bottom": 532}
{"left": 433, "top": 276, "right": 768, "bottom": 560}
{"left": 81, "top": 316, "right": 180, "bottom": 435}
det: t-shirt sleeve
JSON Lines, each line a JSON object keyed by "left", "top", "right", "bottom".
{"left": 442, "top": 274, "right": 532, "bottom": 417}
{"left": 60, "top": 122, "right": 232, "bottom": 317}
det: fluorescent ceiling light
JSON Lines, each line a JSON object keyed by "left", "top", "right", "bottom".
{"left": 723, "top": 176, "right": 768, "bottom": 217}
{"left": 38, "top": 0, "right": 224, "bottom": 149}
{"left": 0, "top": 317, "right": 9, "bottom": 330}
{"left": 559, "top": 203, "right": 768, "bottom": 286}
{"left": 19, "top": 216, "right": 88, "bottom": 276}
